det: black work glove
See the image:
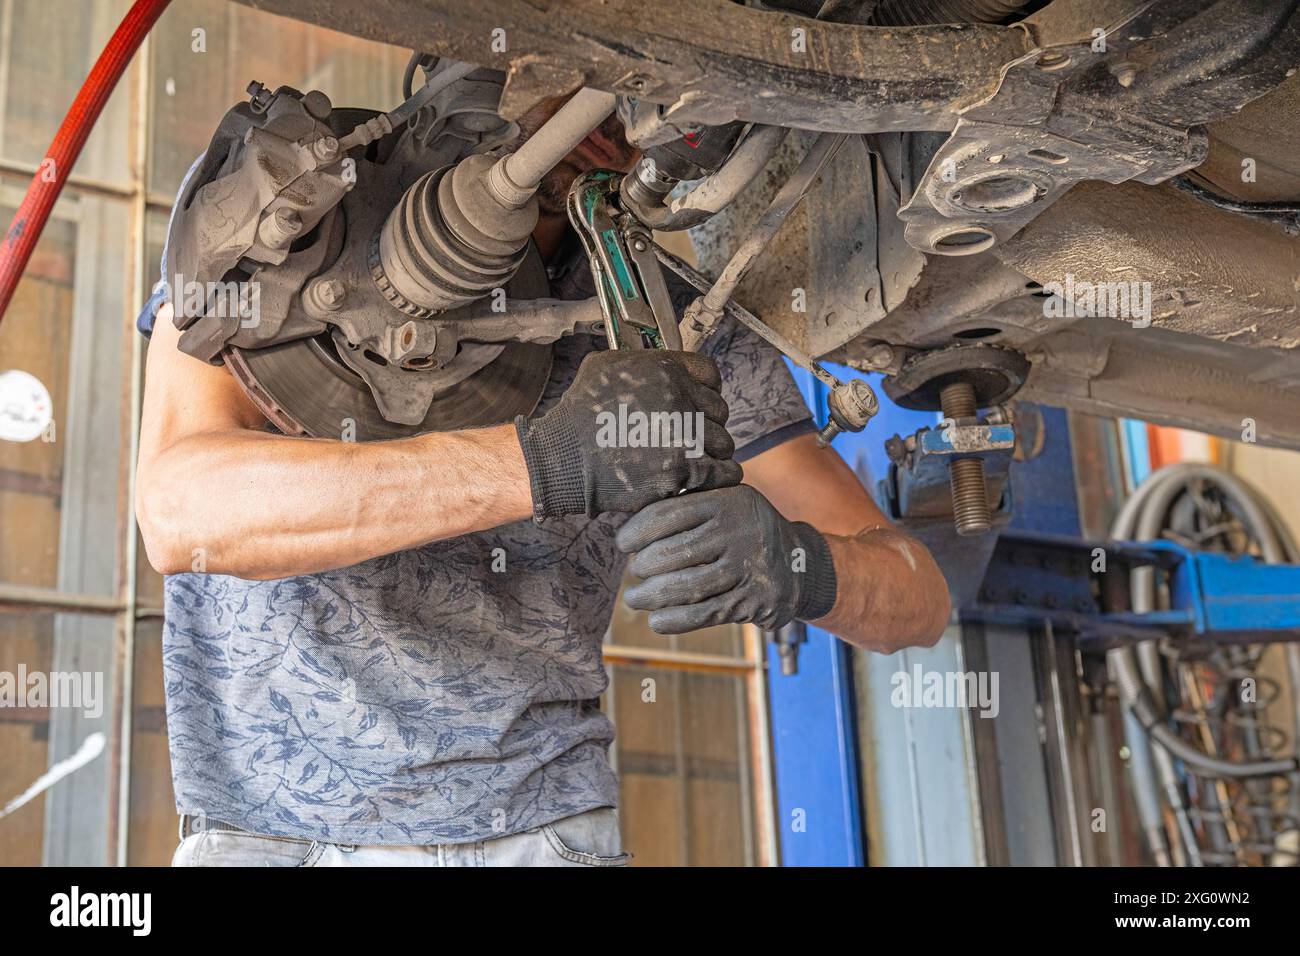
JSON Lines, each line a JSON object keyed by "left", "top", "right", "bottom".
{"left": 616, "top": 484, "right": 838, "bottom": 634}
{"left": 515, "top": 349, "right": 741, "bottom": 520}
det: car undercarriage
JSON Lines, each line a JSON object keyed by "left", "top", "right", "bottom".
{"left": 164, "top": 0, "right": 1296, "bottom": 463}
{"left": 157, "top": 0, "right": 1294, "bottom": 473}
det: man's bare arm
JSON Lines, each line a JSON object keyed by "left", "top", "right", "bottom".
{"left": 136, "top": 304, "right": 533, "bottom": 580}
{"left": 744, "top": 433, "right": 951, "bottom": 653}
{"left": 137, "top": 305, "right": 738, "bottom": 581}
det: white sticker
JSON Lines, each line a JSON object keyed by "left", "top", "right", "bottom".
{"left": 0, "top": 369, "right": 53, "bottom": 442}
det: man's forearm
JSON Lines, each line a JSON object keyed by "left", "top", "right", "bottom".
{"left": 137, "top": 423, "right": 532, "bottom": 579}
{"left": 811, "top": 527, "right": 951, "bottom": 653}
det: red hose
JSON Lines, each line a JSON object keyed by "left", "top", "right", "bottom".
{"left": 0, "top": 0, "right": 171, "bottom": 324}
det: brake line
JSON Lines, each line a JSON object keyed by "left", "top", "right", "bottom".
{"left": 0, "top": 0, "right": 171, "bottom": 324}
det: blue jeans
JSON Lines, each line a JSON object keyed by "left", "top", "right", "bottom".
{"left": 171, "top": 807, "right": 629, "bottom": 867}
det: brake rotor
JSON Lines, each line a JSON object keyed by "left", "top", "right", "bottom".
{"left": 226, "top": 337, "right": 551, "bottom": 440}
{"left": 223, "top": 248, "right": 554, "bottom": 441}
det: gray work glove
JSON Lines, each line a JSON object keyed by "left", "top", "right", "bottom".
{"left": 616, "top": 484, "right": 838, "bottom": 634}
{"left": 515, "top": 349, "right": 741, "bottom": 520}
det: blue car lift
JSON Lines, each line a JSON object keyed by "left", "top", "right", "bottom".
{"left": 774, "top": 365, "right": 1300, "bottom": 866}
{"left": 969, "top": 532, "right": 1300, "bottom": 645}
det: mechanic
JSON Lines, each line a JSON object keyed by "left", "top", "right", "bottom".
{"left": 135, "top": 94, "right": 951, "bottom": 867}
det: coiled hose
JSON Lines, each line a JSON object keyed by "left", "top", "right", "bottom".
{"left": 1110, "top": 463, "right": 1300, "bottom": 866}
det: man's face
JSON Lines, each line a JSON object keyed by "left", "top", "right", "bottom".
{"left": 514, "top": 94, "right": 640, "bottom": 216}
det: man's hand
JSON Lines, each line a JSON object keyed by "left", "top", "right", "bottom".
{"left": 615, "top": 484, "right": 837, "bottom": 634}
{"left": 515, "top": 350, "right": 741, "bottom": 520}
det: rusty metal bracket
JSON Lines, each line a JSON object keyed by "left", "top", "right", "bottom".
{"left": 898, "top": 0, "right": 1300, "bottom": 255}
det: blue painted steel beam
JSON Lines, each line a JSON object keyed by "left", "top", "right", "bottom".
{"left": 967, "top": 532, "right": 1300, "bottom": 643}
{"left": 1009, "top": 404, "right": 1081, "bottom": 537}
{"left": 765, "top": 630, "right": 864, "bottom": 866}
{"left": 767, "top": 362, "right": 887, "bottom": 866}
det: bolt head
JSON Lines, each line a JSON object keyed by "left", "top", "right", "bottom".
{"left": 312, "top": 135, "right": 340, "bottom": 162}
{"left": 848, "top": 377, "right": 876, "bottom": 405}
{"left": 866, "top": 344, "right": 894, "bottom": 368}
{"left": 314, "top": 279, "right": 346, "bottom": 308}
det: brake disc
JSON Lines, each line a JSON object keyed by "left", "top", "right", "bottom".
{"left": 223, "top": 249, "right": 554, "bottom": 442}
{"left": 225, "top": 337, "right": 550, "bottom": 440}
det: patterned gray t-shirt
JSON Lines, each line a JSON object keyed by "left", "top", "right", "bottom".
{"left": 159, "top": 246, "right": 814, "bottom": 845}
